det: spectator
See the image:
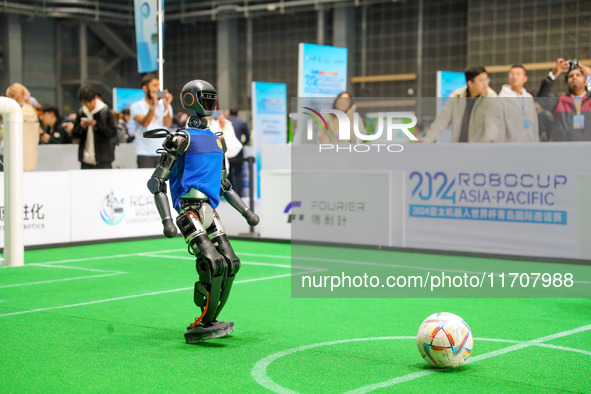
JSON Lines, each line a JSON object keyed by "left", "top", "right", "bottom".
{"left": 225, "top": 108, "right": 250, "bottom": 196}
{"left": 421, "top": 66, "right": 501, "bottom": 143}
{"left": 119, "top": 108, "right": 134, "bottom": 142}
{"left": 535, "top": 101, "right": 554, "bottom": 142}
{"left": 411, "top": 123, "right": 424, "bottom": 139}
{"left": 536, "top": 58, "right": 591, "bottom": 141}
{"left": 122, "top": 108, "right": 135, "bottom": 141}
{"left": 320, "top": 91, "right": 365, "bottom": 144}
{"left": 176, "top": 111, "right": 189, "bottom": 129}
{"left": 130, "top": 73, "right": 173, "bottom": 168}
{"left": 72, "top": 85, "right": 117, "bottom": 169}
{"left": 497, "top": 65, "right": 539, "bottom": 142}
{"left": 5, "top": 83, "right": 43, "bottom": 171}
{"left": 39, "top": 105, "right": 73, "bottom": 144}
{"left": 172, "top": 111, "right": 189, "bottom": 130}
{"left": 66, "top": 112, "right": 77, "bottom": 122}
{"left": 110, "top": 109, "right": 129, "bottom": 144}
{"left": 65, "top": 111, "right": 80, "bottom": 144}
{"left": 208, "top": 107, "right": 242, "bottom": 179}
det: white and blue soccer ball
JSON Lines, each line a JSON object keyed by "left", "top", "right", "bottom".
{"left": 416, "top": 312, "right": 473, "bottom": 368}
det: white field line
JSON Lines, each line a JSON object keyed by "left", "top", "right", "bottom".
{"left": 536, "top": 343, "right": 591, "bottom": 356}
{"left": 0, "top": 263, "right": 320, "bottom": 318}
{"left": 3, "top": 252, "right": 148, "bottom": 267}
{"left": 139, "top": 252, "right": 319, "bottom": 271}
{"left": 251, "top": 337, "right": 412, "bottom": 394}
{"left": 4, "top": 247, "right": 589, "bottom": 282}
{"left": 136, "top": 249, "right": 185, "bottom": 256}
{"left": 345, "top": 324, "right": 591, "bottom": 393}
{"left": 0, "top": 264, "right": 126, "bottom": 289}
{"left": 20, "top": 249, "right": 587, "bottom": 286}
{"left": 31, "top": 264, "right": 124, "bottom": 273}
{"left": 251, "top": 326, "right": 591, "bottom": 394}
{"left": 0, "top": 273, "right": 125, "bottom": 289}
{"left": 238, "top": 253, "right": 591, "bottom": 285}
{"left": 5, "top": 247, "right": 589, "bottom": 289}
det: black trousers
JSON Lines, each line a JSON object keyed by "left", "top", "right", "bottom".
{"left": 228, "top": 156, "right": 244, "bottom": 197}
{"left": 81, "top": 162, "right": 112, "bottom": 169}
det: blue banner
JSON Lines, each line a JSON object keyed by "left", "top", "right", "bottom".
{"left": 112, "top": 88, "right": 145, "bottom": 112}
{"left": 134, "top": 0, "right": 159, "bottom": 73}
{"left": 252, "top": 81, "right": 288, "bottom": 198}
{"left": 298, "top": 43, "right": 348, "bottom": 97}
{"left": 436, "top": 70, "right": 465, "bottom": 108}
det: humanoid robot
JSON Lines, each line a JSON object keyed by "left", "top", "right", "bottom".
{"left": 144, "top": 80, "right": 259, "bottom": 344}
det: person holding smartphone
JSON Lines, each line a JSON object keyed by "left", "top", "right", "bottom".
{"left": 130, "top": 73, "right": 174, "bottom": 168}
{"left": 72, "top": 85, "right": 117, "bottom": 169}
{"left": 536, "top": 58, "right": 591, "bottom": 141}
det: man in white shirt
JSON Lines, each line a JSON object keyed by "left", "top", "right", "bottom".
{"left": 497, "top": 64, "right": 539, "bottom": 142}
{"left": 130, "top": 73, "right": 174, "bottom": 168}
{"left": 207, "top": 109, "right": 243, "bottom": 176}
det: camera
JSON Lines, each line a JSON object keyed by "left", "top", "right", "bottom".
{"left": 568, "top": 59, "right": 579, "bottom": 70}
{"left": 155, "top": 90, "right": 167, "bottom": 99}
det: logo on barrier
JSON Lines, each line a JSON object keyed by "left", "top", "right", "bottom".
{"left": 284, "top": 200, "right": 365, "bottom": 227}
{"left": 0, "top": 202, "right": 46, "bottom": 231}
{"left": 284, "top": 201, "right": 303, "bottom": 223}
{"left": 302, "top": 107, "right": 417, "bottom": 152}
{"left": 100, "top": 192, "right": 125, "bottom": 225}
{"left": 408, "top": 171, "right": 569, "bottom": 225}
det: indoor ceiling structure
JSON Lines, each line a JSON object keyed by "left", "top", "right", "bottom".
{"left": 1, "top": 0, "right": 402, "bottom": 24}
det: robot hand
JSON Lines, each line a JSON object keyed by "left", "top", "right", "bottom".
{"left": 150, "top": 180, "right": 178, "bottom": 238}
{"left": 163, "top": 217, "right": 178, "bottom": 238}
{"left": 243, "top": 210, "right": 260, "bottom": 226}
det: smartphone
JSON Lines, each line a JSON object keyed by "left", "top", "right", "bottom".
{"left": 212, "top": 110, "right": 222, "bottom": 119}
{"left": 155, "top": 90, "right": 166, "bottom": 99}
{"left": 81, "top": 117, "right": 89, "bottom": 123}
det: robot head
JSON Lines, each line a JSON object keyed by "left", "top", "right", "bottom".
{"left": 180, "top": 80, "right": 217, "bottom": 117}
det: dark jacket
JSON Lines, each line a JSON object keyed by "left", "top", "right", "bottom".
{"left": 43, "top": 119, "right": 72, "bottom": 144}
{"left": 537, "top": 76, "right": 591, "bottom": 141}
{"left": 72, "top": 106, "right": 117, "bottom": 164}
{"left": 226, "top": 115, "right": 250, "bottom": 155}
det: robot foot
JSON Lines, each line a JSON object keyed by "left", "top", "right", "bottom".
{"left": 184, "top": 321, "right": 235, "bottom": 344}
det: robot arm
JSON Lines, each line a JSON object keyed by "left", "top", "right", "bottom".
{"left": 146, "top": 129, "right": 189, "bottom": 238}
{"left": 217, "top": 134, "right": 259, "bottom": 226}
{"left": 221, "top": 178, "right": 259, "bottom": 226}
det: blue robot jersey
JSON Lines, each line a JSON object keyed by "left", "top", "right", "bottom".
{"left": 169, "top": 127, "right": 223, "bottom": 212}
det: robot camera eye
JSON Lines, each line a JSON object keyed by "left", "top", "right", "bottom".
{"left": 199, "top": 92, "right": 217, "bottom": 111}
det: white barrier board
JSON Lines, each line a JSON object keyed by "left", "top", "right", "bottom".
{"left": 577, "top": 175, "right": 591, "bottom": 259}
{"left": 69, "top": 169, "right": 163, "bottom": 242}
{"left": 260, "top": 170, "right": 401, "bottom": 246}
{"left": 260, "top": 170, "right": 291, "bottom": 239}
{"left": 402, "top": 145, "right": 583, "bottom": 258}
{"left": 0, "top": 172, "right": 71, "bottom": 247}
{"left": 36, "top": 144, "right": 138, "bottom": 171}
{"left": 274, "top": 143, "right": 591, "bottom": 259}
{"left": 0, "top": 169, "right": 256, "bottom": 248}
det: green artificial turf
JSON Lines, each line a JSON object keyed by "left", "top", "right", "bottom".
{"left": 1, "top": 238, "right": 589, "bottom": 392}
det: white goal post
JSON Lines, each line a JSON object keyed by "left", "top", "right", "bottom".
{"left": 0, "top": 96, "right": 24, "bottom": 267}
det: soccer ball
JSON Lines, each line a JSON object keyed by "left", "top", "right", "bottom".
{"left": 416, "top": 312, "right": 473, "bottom": 368}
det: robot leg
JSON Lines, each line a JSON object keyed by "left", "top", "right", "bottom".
{"left": 208, "top": 211, "right": 241, "bottom": 320}
{"left": 176, "top": 207, "right": 234, "bottom": 343}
